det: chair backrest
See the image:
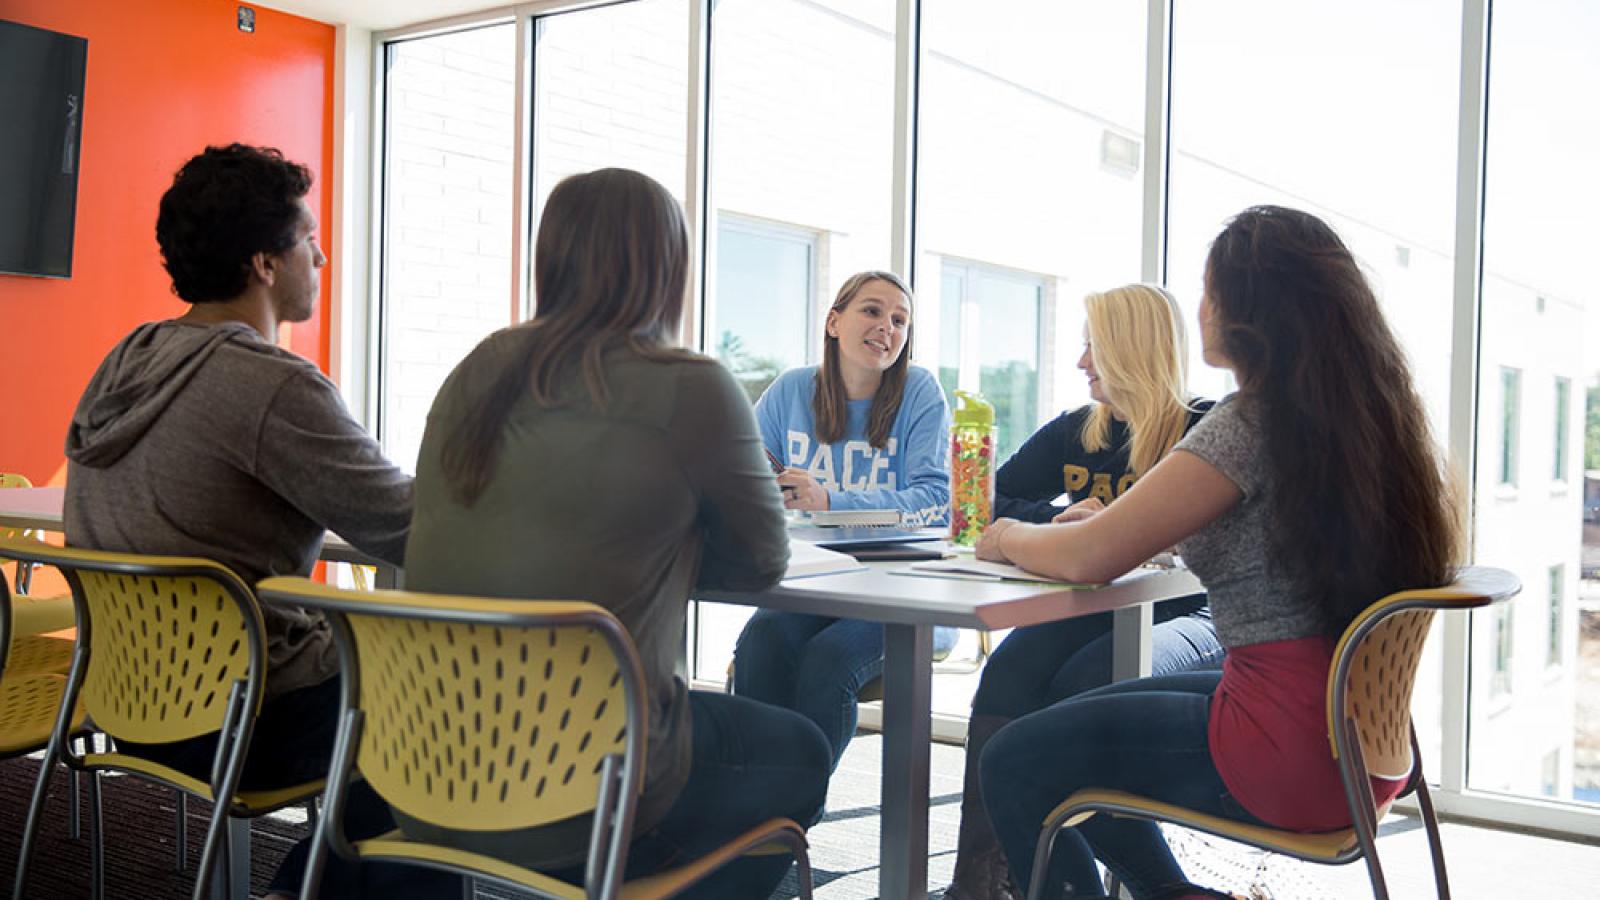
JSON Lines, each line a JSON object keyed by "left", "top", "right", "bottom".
{"left": 256, "top": 577, "right": 646, "bottom": 833}
{"left": 0, "top": 536, "right": 266, "bottom": 744}
{"left": 1327, "top": 566, "right": 1521, "bottom": 779}
{"left": 1, "top": 473, "right": 37, "bottom": 589}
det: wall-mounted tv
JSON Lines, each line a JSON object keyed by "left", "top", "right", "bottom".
{"left": 0, "top": 20, "right": 87, "bottom": 279}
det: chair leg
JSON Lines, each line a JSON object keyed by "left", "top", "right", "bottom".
{"left": 1342, "top": 728, "right": 1390, "bottom": 900}
{"left": 792, "top": 847, "right": 815, "bottom": 900}
{"left": 177, "top": 791, "right": 189, "bottom": 872}
{"left": 212, "top": 817, "right": 251, "bottom": 900}
{"left": 89, "top": 771, "right": 105, "bottom": 900}
{"left": 1410, "top": 730, "right": 1451, "bottom": 900}
{"left": 14, "top": 739, "right": 62, "bottom": 898}
{"left": 69, "top": 768, "right": 82, "bottom": 840}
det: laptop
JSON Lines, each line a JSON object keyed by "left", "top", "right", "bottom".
{"left": 787, "top": 525, "right": 944, "bottom": 550}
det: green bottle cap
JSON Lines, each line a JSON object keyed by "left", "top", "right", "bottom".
{"left": 953, "top": 390, "right": 994, "bottom": 427}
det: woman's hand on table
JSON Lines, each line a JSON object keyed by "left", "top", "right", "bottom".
{"left": 777, "top": 468, "right": 830, "bottom": 511}
{"left": 1051, "top": 497, "right": 1104, "bottom": 524}
{"left": 976, "top": 517, "right": 1023, "bottom": 562}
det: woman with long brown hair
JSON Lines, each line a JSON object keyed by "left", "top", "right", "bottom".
{"left": 403, "top": 168, "right": 830, "bottom": 897}
{"left": 975, "top": 206, "right": 1459, "bottom": 899}
{"left": 732, "top": 270, "right": 952, "bottom": 770}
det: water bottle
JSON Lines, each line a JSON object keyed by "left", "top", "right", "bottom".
{"left": 950, "top": 390, "right": 996, "bottom": 546}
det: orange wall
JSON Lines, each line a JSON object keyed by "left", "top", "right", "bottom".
{"left": 0, "top": 0, "right": 335, "bottom": 486}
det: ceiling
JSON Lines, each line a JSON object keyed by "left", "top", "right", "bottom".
{"left": 254, "top": 0, "right": 508, "bottom": 32}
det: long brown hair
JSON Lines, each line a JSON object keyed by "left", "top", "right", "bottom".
{"left": 441, "top": 168, "right": 694, "bottom": 505}
{"left": 1205, "top": 205, "right": 1459, "bottom": 633}
{"left": 813, "top": 271, "right": 914, "bottom": 448}
{"left": 1079, "top": 284, "right": 1193, "bottom": 476}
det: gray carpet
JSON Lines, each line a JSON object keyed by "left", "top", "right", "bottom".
{"left": 0, "top": 754, "right": 303, "bottom": 898}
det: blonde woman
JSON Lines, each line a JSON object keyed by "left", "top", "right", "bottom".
{"left": 945, "top": 284, "right": 1221, "bottom": 900}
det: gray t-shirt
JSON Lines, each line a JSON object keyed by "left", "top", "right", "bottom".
{"left": 1175, "top": 393, "right": 1323, "bottom": 647}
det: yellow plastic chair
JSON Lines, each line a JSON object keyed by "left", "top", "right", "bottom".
{"left": 0, "top": 563, "right": 87, "bottom": 759}
{"left": 1024, "top": 565, "right": 1520, "bottom": 900}
{"left": 256, "top": 576, "right": 815, "bottom": 900}
{"left": 0, "top": 472, "right": 76, "bottom": 675}
{"left": 3, "top": 538, "right": 325, "bottom": 900}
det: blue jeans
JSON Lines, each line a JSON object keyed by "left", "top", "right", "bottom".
{"left": 732, "top": 610, "right": 959, "bottom": 769}
{"left": 972, "top": 595, "right": 1224, "bottom": 719}
{"left": 123, "top": 676, "right": 455, "bottom": 897}
{"left": 545, "top": 691, "right": 831, "bottom": 898}
{"left": 981, "top": 671, "right": 1267, "bottom": 899}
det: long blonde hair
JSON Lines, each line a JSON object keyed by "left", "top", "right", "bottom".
{"left": 1079, "top": 284, "right": 1192, "bottom": 476}
{"left": 814, "top": 271, "right": 914, "bottom": 448}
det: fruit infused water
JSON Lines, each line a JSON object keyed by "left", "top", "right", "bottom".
{"left": 949, "top": 390, "right": 995, "bottom": 546}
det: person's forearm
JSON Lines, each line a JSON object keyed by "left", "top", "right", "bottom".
{"left": 1000, "top": 520, "right": 1121, "bottom": 584}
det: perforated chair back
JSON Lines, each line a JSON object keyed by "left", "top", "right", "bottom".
{"left": 349, "top": 610, "right": 635, "bottom": 831}
{"left": 1334, "top": 607, "right": 1434, "bottom": 779}
{"left": 79, "top": 568, "right": 262, "bottom": 742}
{"left": 0, "top": 538, "right": 265, "bottom": 744}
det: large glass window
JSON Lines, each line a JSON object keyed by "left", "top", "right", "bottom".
{"left": 937, "top": 260, "right": 1044, "bottom": 462}
{"left": 1167, "top": 0, "right": 1460, "bottom": 777}
{"left": 693, "top": 0, "right": 897, "bottom": 686}
{"left": 1549, "top": 564, "right": 1565, "bottom": 669}
{"left": 1556, "top": 377, "right": 1572, "bottom": 482}
{"left": 1500, "top": 368, "right": 1523, "bottom": 488}
{"left": 918, "top": 0, "right": 1146, "bottom": 467}
{"left": 713, "top": 217, "right": 817, "bottom": 403}
{"left": 1469, "top": 0, "right": 1600, "bottom": 807}
{"left": 532, "top": 0, "right": 689, "bottom": 213}
{"left": 379, "top": 24, "right": 517, "bottom": 473}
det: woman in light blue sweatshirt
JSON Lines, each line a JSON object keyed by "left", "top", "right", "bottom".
{"left": 732, "top": 270, "right": 953, "bottom": 769}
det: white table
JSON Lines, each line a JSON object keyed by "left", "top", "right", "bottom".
{"left": 0, "top": 486, "right": 399, "bottom": 586}
{"left": 4, "top": 486, "right": 1204, "bottom": 899}
{"left": 701, "top": 561, "right": 1203, "bottom": 899}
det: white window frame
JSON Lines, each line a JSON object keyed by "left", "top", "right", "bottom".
{"left": 347, "top": 0, "right": 1600, "bottom": 838}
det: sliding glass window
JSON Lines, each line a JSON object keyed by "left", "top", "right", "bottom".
{"left": 379, "top": 23, "right": 517, "bottom": 473}
{"left": 1167, "top": 0, "right": 1461, "bottom": 771}
{"left": 1468, "top": 0, "right": 1600, "bottom": 807}
{"left": 693, "top": 0, "right": 898, "bottom": 686}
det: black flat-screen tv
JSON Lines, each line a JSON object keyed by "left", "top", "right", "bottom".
{"left": 0, "top": 20, "right": 87, "bottom": 279}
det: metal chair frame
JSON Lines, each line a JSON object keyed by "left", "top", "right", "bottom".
{"left": 3, "top": 537, "right": 312, "bottom": 900}
{"left": 258, "top": 577, "right": 814, "bottom": 900}
{"left": 1027, "top": 566, "right": 1521, "bottom": 900}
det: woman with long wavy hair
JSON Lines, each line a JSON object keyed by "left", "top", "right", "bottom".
{"left": 945, "top": 283, "right": 1223, "bottom": 900}
{"left": 402, "top": 168, "right": 830, "bottom": 898}
{"left": 732, "top": 270, "right": 953, "bottom": 770}
{"left": 975, "top": 206, "right": 1459, "bottom": 900}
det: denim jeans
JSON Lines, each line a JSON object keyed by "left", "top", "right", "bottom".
{"left": 732, "top": 610, "right": 959, "bottom": 769}
{"left": 972, "top": 595, "right": 1224, "bottom": 719}
{"left": 121, "top": 676, "right": 455, "bottom": 897}
{"left": 541, "top": 690, "right": 831, "bottom": 898}
{"left": 980, "top": 671, "right": 1267, "bottom": 899}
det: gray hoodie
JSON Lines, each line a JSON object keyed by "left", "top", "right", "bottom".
{"left": 65, "top": 320, "right": 413, "bottom": 698}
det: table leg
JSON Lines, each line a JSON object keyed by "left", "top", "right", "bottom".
{"left": 1110, "top": 604, "right": 1154, "bottom": 682}
{"left": 374, "top": 564, "right": 403, "bottom": 590}
{"left": 879, "top": 621, "right": 933, "bottom": 899}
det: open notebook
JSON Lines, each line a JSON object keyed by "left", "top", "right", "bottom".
{"left": 896, "top": 558, "right": 1099, "bottom": 587}
{"left": 785, "top": 537, "right": 868, "bottom": 579}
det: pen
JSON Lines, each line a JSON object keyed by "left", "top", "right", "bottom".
{"left": 764, "top": 447, "right": 786, "bottom": 475}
